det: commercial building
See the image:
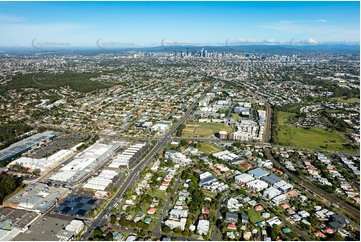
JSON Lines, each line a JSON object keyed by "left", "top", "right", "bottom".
{"left": 0, "top": 131, "right": 59, "bottom": 162}
{"left": 261, "top": 174, "right": 282, "bottom": 186}
{"left": 109, "top": 143, "right": 146, "bottom": 169}
{"left": 271, "top": 194, "right": 288, "bottom": 205}
{"left": 15, "top": 216, "right": 74, "bottom": 241}
{"left": 273, "top": 180, "right": 294, "bottom": 193}
{"left": 246, "top": 179, "right": 269, "bottom": 192}
{"left": 248, "top": 168, "right": 269, "bottom": 179}
{"left": 83, "top": 169, "right": 118, "bottom": 191}
{"left": 263, "top": 187, "right": 282, "bottom": 199}
{"left": 7, "top": 149, "right": 74, "bottom": 172}
{"left": 49, "top": 142, "right": 118, "bottom": 184}
{"left": 0, "top": 208, "right": 40, "bottom": 241}
{"left": 235, "top": 173, "right": 255, "bottom": 185}
{"left": 3, "top": 183, "right": 68, "bottom": 213}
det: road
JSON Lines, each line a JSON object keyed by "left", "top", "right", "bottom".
{"left": 264, "top": 148, "right": 360, "bottom": 225}
{"left": 81, "top": 88, "right": 210, "bottom": 240}
{"left": 212, "top": 192, "right": 229, "bottom": 241}
{"left": 263, "top": 102, "right": 272, "bottom": 143}
{"left": 152, "top": 170, "right": 183, "bottom": 238}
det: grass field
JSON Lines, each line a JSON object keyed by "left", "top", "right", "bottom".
{"left": 231, "top": 113, "right": 242, "bottom": 120}
{"left": 341, "top": 98, "right": 360, "bottom": 104}
{"left": 276, "top": 111, "right": 358, "bottom": 152}
{"left": 198, "top": 142, "right": 222, "bottom": 154}
{"left": 202, "top": 190, "right": 217, "bottom": 199}
{"left": 247, "top": 209, "right": 263, "bottom": 223}
{"left": 182, "top": 122, "right": 233, "bottom": 138}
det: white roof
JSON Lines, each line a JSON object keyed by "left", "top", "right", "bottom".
{"left": 65, "top": 220, "right": 84, "bottom": 232}
{"left": 235, "top": 173, "right": 255, "bottom": 183}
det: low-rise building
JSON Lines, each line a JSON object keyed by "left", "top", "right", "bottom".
{"left": 197, "top": 219, "right": 210, "bottom": 235}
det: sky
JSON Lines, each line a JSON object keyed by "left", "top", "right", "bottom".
{"left": 0, "top": 1, "right": 359, "bottom": 47}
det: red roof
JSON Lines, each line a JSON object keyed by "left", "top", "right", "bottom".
{"left": 227, "top": 224, "right": 237, "bottom": 230}
{"left": 194, "top": 168, "right": 201, "bottom": 173}
{"left": 148, "top": 208, "right": 156, "bottom": 214}
{"left": 314, "top": 232, "right": 326, "bottom": 238}
{"left": 202, "top": 208, "right": 210, "bottom": 214}
{"left": 255, "top": 205, "right": 263, "bottom": 211}
{"left": 280, "top": 203, "right": 289, "bottom": 209}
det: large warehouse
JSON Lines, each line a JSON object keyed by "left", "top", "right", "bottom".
{"left": 83, "top": 169, "right": 118, "bottom": 191}
{"left": 3, "top": 183, "right": 68, "bottom": 213}
{"left": 109, "top": 143, "right": 146, "bottom": 169}
{"left": 49, "top": 142, "right": 117, "bottom": 184}
{"left": 7, "top": 149, "right": 74, "bottom": 172}
{"left": 0, "top": 131, "right": 59, "bottom": 162}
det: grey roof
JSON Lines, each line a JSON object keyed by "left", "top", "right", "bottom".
{"left": 225, "top": 212, "right": 239, "bottom": 220}
{"left": 330, "top": 214, "right": 347, "bottom": 225}
{"left": 261, "top": 174, "right": 281, "bottom": 185}
{"left": 0, "top": 131, "right": 59, "bottom": 162}
{"left": 328, "top": 221, "right": 343, "bottom": 230}
{"left": 200, "top": 176, "right": 217, "bottom": 186}
{"left": 248, "top": 168, "right": 269, "bottom": 178}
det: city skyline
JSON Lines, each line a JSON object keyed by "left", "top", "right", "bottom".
{"left": 0, "top": 1, "right": 359, "bottom": 47}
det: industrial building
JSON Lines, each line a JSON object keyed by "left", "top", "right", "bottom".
{"left": 246, "top": 179, "right": 269, "bottom": 192}
{"left": 235, "top": 173, "right": 255, "bottom": 185}
{"left": 0, "top": 208, "right": 40, "bottom": 241}
{"left": 83, "top": 169, "right": 118, "bottom": 191}
{"left": 0, "top": 131, "right": 59, "bottom": 162}
{"left": 49, "top": 142, "right": 118, "bottom": 184}
{"left": 7, "top": 149, "right": 74, "bottom": 172}
{"left": 109, "top": 143, "right": 146, "bottom": 169}
{"left": 248, "top": 168, "right": 269, "bottom": 179}
{"left": 3, "top": 183, "right": 68, "bottom": 213}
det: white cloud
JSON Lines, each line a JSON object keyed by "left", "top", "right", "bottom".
{"left": 306, "top": 38, "right": 318, "bottom": 44}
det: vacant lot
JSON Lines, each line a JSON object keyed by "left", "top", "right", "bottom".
{"left": 276, "top": 111, "right": 358, "bottom": 152}
{"left": 247, "top": 209, "right": 263, "bottom": 223}
{"left": 231, "top": 113, "right": 242, "bottom": 120}
{"left": 198, "top": 142, "right": 221, "bottom": 154}
{"left": 342, "top": 98, "right": 360, "bottom": 104}
{"left": 182, "top": 122, "right": 233, "bottom": 138}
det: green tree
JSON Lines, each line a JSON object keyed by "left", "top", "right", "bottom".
{"left": 162, "top": 225, "right": 171, "bottom": 233}
{"left": 110, "top": 214, "right": 117, "bottom": 224}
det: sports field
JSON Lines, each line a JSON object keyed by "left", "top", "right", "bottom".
{"left": 276, "top": 111, "right": 358, "bottom": 152}
{"left": 198, "top": 142, "right": 222, "bottom": 154}
{"left": 182, "top": 122, "right": 233, "bottom": 138}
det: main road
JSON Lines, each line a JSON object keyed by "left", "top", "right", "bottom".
{"left": 81, "top": 87, "right": 211, "bottom": 240}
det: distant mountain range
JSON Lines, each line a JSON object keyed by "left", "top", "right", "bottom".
{"left": 0, "top": 43, "right": 359, "bottom": 56}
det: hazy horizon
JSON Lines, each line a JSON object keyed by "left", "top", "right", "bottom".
{"left": 0, "top": 1, "right": 359, "bottom": 48}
